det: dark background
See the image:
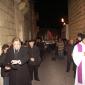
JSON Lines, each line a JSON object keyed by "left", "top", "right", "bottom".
{"left": 33, "top": 0, "right": 68, "bottom": 29}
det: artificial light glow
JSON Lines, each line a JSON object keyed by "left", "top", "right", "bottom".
{"left": 63, "top": 22, "right": 66, "bottom": 25}
{"left": 61, "top": 18, "right": 64, "bottom": 22}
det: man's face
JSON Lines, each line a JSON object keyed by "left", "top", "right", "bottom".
{"left": 13, "top": 40, "right": 21, "bottom": 50}
{"left": 70, "top": 40, "right": 74, "bottom": 44}
{"left": 82, "top": 38, "right": 85, "bottom": 44}
{"left": 29, "top": 41, "right": 34, "bottom": 47}
{"left": 4, "top": 48, "right": 9, "bottom": 53}
{"left": 78, "top": 37, "right": 81, "bottom": 41}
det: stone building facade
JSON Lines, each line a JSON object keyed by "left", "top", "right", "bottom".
{"left": 0, "top": 0, "right": 38, "bottom": 47}
{"left": 31, "top": 4, "right": 39, "bottom": 40}
{"left": 0, "top": 0, "right": 15, "bottom": 45}
{"left": 68, "top": 0, "right": 85, "bottom": 40}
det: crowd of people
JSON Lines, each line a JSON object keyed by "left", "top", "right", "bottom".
{"left": 72, "top": 33, "right": 85, "bottom": 85}
{"left": 46, "top": 32, "right": 85, "bottom": 85}
{"left": 65, "top": 33, "right": 85, "bottom": 85}
{"left": 0, "top": 37, "right": 42, "bottom": 85}
{"left": 0, "top": 32, "right": 85, "bottom": 85}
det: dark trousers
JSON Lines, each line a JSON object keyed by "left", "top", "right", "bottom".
{"left": 40, "top": 50, "right": 44, "bottom": 61}
{"left": 73, "top": 61, "right": 76, "bottom": 78}
{"left": 66, "top": 56, "right": 73, "bottom": 72}
{"left": 66, "top": 59, "right": 72, "bottom": 72}
{"left": 3, "top": 77, "right": 9, "bottom": 85}
{"left": 29, "top": 65, "right": 39, "bottom": 80}
{"left": 67, "top": 58, "right": 76, "bottom": 78}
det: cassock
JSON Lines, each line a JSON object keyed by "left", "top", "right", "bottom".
{"left": 5, "top": 46, "right": 31, "bottom": 85}
{"left": 72, "top": 42, "right": 85, "bottom": 85}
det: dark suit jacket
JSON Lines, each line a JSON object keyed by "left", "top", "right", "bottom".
{"left": 28, "top": 45, "right": 41, "bottom": 66}
{"left": 5, "top": 46, "right": 31, "bottom": 85}
{"left": 0, "top": 53, "right": 9, "bottom": 77}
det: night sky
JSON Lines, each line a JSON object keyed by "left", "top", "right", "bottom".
{"left": 33, "top": 0, "right": 68, "bottom": 30}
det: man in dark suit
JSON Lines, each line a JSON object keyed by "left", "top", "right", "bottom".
{"left": 28, "top": 40, "right": 41, "bottom": 81}
{"left": 5, "top": 37, "right": 31, "bottom": 85}
{"left": 0, "top": 44, "right": 9, "bottom": 85}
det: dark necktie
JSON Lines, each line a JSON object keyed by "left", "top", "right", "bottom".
{"left": 15, "top": 50, "right": 18, "bottom": 54}
{"left": 14, "top": 50, "right": 18, "bottom": 59}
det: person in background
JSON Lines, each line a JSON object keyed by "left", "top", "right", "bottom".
{"left": 36, "top": 38, "right": 44, "bottom": 62}
{"left": 4, "top": 37, "right": 31, "bottom": 85}
{"left": 66, "top": 39, "right": 74, "bottom": 72}
{"left": 75, "top": 33, "right": 82, "bottom": 45}
{"left": 72, "top": 34, "right": 85, "bottom": 85}
{"left": 63, "top": 39, "right": 68, "bottom": 56}
{"left": 0, "top": 44, "right": 9, "bottom": 85}
{"left": 57, "top": 38, "right": 64, "bottom": 59}
{"left": 28, "top": 40, "right": 41, "bottom": 81}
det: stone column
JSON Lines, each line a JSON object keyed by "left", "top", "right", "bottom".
{"left": 31, "top": 4, "right": 39, "bottom": 39}
{"left": 24, "top": 0, "right": 32, "bottom": 40}
{"left": 0, "top": 0, "right": 15, "bottom": 44}
{"left": 14, "top": 0, "right": 25, "bottom": 41}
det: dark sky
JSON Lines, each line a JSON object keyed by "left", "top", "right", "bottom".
{"left": 34, "top": 0, "right": 68, "bottom": 28}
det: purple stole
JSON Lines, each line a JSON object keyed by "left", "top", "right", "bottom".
{"left": 77, "top": 44, "right": 82, "bottom": 83}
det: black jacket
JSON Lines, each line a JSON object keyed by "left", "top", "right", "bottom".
{"left": 28, "top": 45, "right": 41, "bottom": 66}
{"left": 5, "top": 46, "right": 31, "bottom": 85}
{"left": 0, "top": 53, "right": 9, "bottom": 77}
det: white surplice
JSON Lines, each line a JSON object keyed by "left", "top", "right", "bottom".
{"left": 72, "top": 42, "right": 85, "bottom": 85}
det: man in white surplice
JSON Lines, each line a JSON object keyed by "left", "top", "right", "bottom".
{"left": 72, "top": 34, "right": 85, "bottom": 85}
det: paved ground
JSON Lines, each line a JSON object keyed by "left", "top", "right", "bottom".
{"left": 32, "top": 53, "right": 74, "bottom": 85}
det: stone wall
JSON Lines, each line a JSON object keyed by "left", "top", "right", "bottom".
{"left": 14, "top": 1, "right": 25, "bottom": 42}
{"left": 68, "top": 0, "right": 85, "bottom": 40}
{"left": 24, "top": 1, "right": 32, "bottom": 41}
{"left": 0, "top": 0, "right": 15, "bottom": 45}
{"left": 0, "top": 0, "right": 33, "bottom": 46}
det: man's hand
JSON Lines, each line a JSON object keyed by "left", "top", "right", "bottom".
{"left": 11, "top": 60, "right": 21, "bottom": 65}
{"left": 30, "top": 58, "right": 35, "bottom": 62}
{"left": 5, "top": 66, "right": 11, "bottom": 70}
{"left": 84, "top": 52, "right": 85, "bottom": 56}
{"left": 17, "top": 60, "right": 21, "bottom": 64}
{"left": 11, "top": 60, "right": 18, "bottom": 64}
